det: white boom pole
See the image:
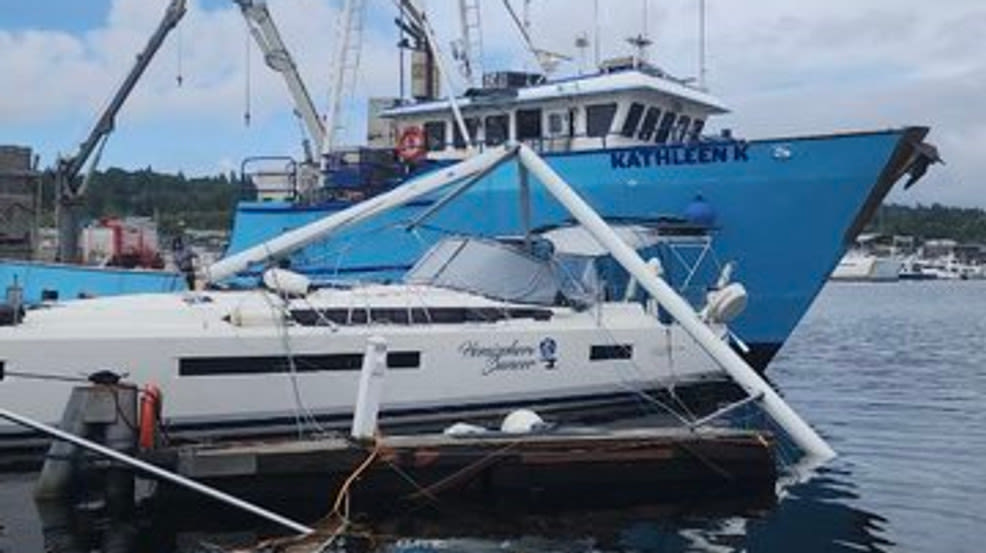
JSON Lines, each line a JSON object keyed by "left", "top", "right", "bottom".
{"left": 516, "top": 144, "right": 836, "bottom": 463}
{"left": 0, "top": 407, "right": 314, "bottom": 536}
{"left": 206, "top": 146, "right": 515, "bottom": 283}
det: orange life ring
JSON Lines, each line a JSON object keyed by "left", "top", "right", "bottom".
{"left": 139, "top": 384, "right": 163, "bottom": 450}
{"left": 396, "top": 126, "right": 427, "bottom": 162}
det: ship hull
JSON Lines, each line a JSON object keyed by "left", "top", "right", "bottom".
{"left": 227, "top": 128, "right": 929, "bottom": 369}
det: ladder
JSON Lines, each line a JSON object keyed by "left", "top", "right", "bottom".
{"left": 457, "top": 0, "right": 483, "bottom": 88}
{"left": 323, "top": 0, "right": 367, "bottom": 157}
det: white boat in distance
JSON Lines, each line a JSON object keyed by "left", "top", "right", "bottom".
{"left": 830, "top": 250, "right": 902, "bottom": 282}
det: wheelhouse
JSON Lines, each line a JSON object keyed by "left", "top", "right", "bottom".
{"left": 380, "top": 61, "right": 729, "bottom": 161}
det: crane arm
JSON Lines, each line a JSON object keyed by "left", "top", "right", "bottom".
{"left": 61, "top": 0, "right": 187, "bottom": 191}
{"left": 234, "top": 0, "right": 326, "bottom": 158}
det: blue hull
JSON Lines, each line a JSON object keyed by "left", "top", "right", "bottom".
{"left": 226, "top": 128, "right": 928, "bottom": 368}
{"left": 0, "top": 260, "right": 186, "bottom": 302}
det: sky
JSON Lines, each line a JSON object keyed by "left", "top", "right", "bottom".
{"left": 0, "top": 0, "right": 983, "bottom": 208}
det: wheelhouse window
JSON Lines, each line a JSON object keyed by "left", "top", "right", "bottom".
{"left": 690, "top": 119, "right": 706, "bottom": 141}
{"left": 586, "top": 103, "right": 618, "bottom": 137}
{"left": 547, "top": 112, "right": 567, "bottom": 136}
{"left": 620, "top": 102, "right": 645, "bottom": 137}
{"left": 637, "top": 106, "right": 662, "bottom": 141}
{"left": 424, "top": 121, "right": 447, "bottom": 151}
{"left": 516, "top": 109, "right": 543, "bottom": 140}
{"left": 485, "top": 114, "right": 509, "bottom": 146}
{"left": 452, "top": 117, "right": 481, "bottom": 149}
{"left": 673, "top": 116, "right": 692, "bottom": 143}
{"left": 654, "top": 111, "right": 677, "bottom": 143}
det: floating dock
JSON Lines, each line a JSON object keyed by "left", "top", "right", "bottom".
{"left": 144, "top": 426, "right": 777, "bottom": 516}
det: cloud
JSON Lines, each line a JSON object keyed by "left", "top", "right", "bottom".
{"left": 0, "top": 0, "right": 982, "bottom": 206}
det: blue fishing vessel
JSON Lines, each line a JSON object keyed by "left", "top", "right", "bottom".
{"left": 224, "top": 63, "right": 937, "bottom": 371}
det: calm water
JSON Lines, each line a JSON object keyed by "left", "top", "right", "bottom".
{"left": 1, "top": 281, "right": 984, "bottom": 552}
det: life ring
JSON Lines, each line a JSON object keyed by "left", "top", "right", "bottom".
{"left": 139, "top": 383, "right": 163, "bottom": 450}
{"left": 396, "top": 126, "right": 427, "bottom": 163}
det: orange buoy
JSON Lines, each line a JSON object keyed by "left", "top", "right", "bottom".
{"left": 396, "top": 126, "right": 428, "bottom": 163}
{"left": 139, "top": 384, "right": 162, "bottom": 450}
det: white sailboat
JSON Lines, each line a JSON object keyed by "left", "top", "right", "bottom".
{"left": 0, "top": 145, "right": 833, "bottom": 465}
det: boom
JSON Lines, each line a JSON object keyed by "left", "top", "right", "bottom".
{"left": 55, "top": 0, "right": 187, "bottom": 262}
{"left": 234, "top": 0, "right": 326, "bottom": 158}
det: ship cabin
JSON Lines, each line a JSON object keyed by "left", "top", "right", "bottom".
{"left": 380, "top": 60, "right": 730, "bottom": 162}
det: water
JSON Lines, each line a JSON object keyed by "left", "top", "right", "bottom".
{"left": 1, "top": 281, "right": 984, "bottom": 552}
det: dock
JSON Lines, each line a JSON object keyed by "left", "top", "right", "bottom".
{"left": 144, "top": 426, "right": 777, "bottom": 517}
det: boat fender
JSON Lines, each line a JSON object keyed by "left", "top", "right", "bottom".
{"left": 443, "top": 422, "right": 488, "bottom": 436}
{"left": 396, "top": 126, "right": 427, "bottom": 163}
{"left": 139, "top": 384, "right": 162, "bottom": 451}
{"left": 262, "top": 268, "right": 312, "bottom": 298}
{"left": 705, "top": 282, "right": 748, "bottom": 323}
{"left": 500, "top": 409, "right": 546, "bottom": 434}
{"left": 227, "top": 306, "right": 283, "bottom": 327}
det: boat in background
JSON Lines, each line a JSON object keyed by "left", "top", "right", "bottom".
{"left": 229, "top": 65, "right": 937, "bottom": 370}
{"left": 830, "top": 251, "right": 901, "bottom": 282}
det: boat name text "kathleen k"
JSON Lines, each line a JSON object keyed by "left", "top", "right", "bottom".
{"left": 610, "top": 141, "right": 750, "bottom": 170}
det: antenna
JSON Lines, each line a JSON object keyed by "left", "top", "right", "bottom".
{"left": 626, "top": 35, "right": 652, "bottom": 68}
{"left": 699, "top": 0, "right": 707, "bottom": 89}
{"left": 593, "top": 0, "right": 600, "bottom": 69}
{"left": 626, "top": 0, "right": 652, "bottom": 68}
{"left": 575, "top": 32, "right": 589, "bottom": 75}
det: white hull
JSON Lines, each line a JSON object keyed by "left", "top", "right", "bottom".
{"left": 0, "top": 286, "right": 725, "bottom": 443}
{"left": 830, "top": 253, "right": 901, "bottom": 282}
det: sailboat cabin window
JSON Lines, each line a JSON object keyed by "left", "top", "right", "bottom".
{"left": 621, "top": 102, "right": 645, "bottom": 137}
{"left": 637, "top": 107, "right": 662, "bottom": 141}
{"left": 452, "top": 117, "right": 481, "bottom": 149}
{"left": 485, "top": 114, "right": 509, "bottom": 146}
{"left": 424, "top": 121, "right": 447, "bottom": 151}
{"left": 516, "top": 109, "right": 543, "bottom": 140}
{"left": 586, "top": 103, "right": 618, "bottom": 137}
{"left": 654, "top": 111, "right": 678, "bottom": 143}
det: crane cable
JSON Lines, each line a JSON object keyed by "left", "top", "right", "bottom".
{"left": 176, "top": 25, "right": 184, "bottom": 87}
{"left": 244, "top": 24, "right": 252, "bottom": 127}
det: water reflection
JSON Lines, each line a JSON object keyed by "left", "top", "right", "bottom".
{"left": 0, "top": 458, "right": 897, "bottom": 553}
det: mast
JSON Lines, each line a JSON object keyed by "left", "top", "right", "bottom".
{"left": 399, "top": 0, "right": 475, "bottom": 152}
{"left": 322, "top": 0, "right": 367, "bottom": 158}
{"left": 698, "top": 0, "right": 707, "bottom": 89}
{"left": 55, "top": 0, "right": 187, "bottom": 263}
{"left": 456, "top": 0, "right": 484, "bottom": 88}
{"left": 500, "top": 0, "right": 570, "bottom": 76}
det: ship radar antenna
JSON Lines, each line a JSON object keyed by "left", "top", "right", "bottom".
{"left": 626, "top": 0, "right": 652, "bottom": 68}
{"left": 575, "top": 32, "right": 590, "bottom": 75}
{"left": 626, "top": 34, "right": 653, "bottom": 69}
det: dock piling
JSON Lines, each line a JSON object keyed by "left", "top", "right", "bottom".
{"left": 0, "top": 407, "right": 315, "bottom": 535}
{"left": 351, "top": 336, "right": 387, "bottom": 441}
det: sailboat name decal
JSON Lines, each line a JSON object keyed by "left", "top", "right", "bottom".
{"left": 460, "top": 339, "right": 557, "bottom": 375}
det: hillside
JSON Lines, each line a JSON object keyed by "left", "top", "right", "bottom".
{"left": 37, "top": 167, "right": 986, "bottom": 244}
